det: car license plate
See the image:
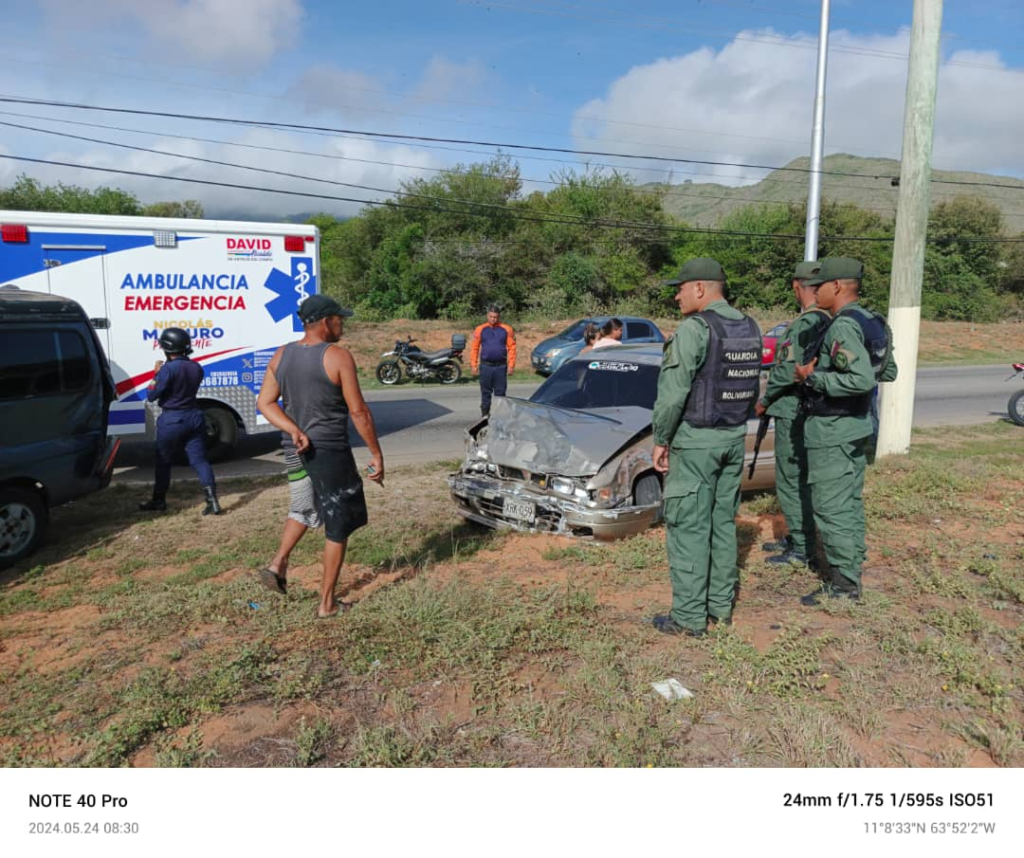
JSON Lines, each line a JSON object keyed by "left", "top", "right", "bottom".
{"left": 502, "top": 497, "right": 536, "bottom": 523}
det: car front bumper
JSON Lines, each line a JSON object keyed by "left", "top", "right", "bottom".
{"left": 448, "top": 472, "right": 658, "bottom": 540}
{"left": 530, "top": 355, "right": 553, "bottom": 375}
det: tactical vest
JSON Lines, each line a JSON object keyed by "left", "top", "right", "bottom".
{"left": 802, "top": 306, "right": 890, "bottom": 418}
{"left": 682, "top": 311, "right": 763, "bottom": 428}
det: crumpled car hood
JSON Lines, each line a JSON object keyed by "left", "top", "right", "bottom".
{"left": 483, "top": 396, "right": 651, "bottom": 477}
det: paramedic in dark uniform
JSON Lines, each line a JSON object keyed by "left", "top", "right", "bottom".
{"left": 470, "top": 304, "right": 517, "bottom": 417}
{"left": 138, "top": 327, "right": 222, "bottom": 515}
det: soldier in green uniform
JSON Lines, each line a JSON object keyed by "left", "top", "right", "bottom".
{"left": 651, "top": 258, "right": 763, "bottom": 636}
{"left": 793, "top": 257, "right": 897, "bottom": 605}
{"left": 754, "top": 260, "right": 831, "bottom": 569}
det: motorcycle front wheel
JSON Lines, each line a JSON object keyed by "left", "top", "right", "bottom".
{"left": 1009, "top": 389, "right": 1024, "bottom": 426}
{"left": 438, "top": 361, "right": 462, "bottom": 385}
{"left": 376, "top": 361, "right": 402, "bottom": 385}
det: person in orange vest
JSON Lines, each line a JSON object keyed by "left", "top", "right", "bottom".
{"left": 470, "top": 304, "right": 517, "bottom": 417}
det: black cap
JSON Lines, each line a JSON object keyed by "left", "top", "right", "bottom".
{"left": 296, "top": 294, "right": 353, "bottom": 324}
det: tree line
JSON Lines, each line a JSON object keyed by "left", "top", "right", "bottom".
{"left": 3, "top": 165, "right": 1023, "bottom": 323}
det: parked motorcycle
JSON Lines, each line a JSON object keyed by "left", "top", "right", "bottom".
{"left": 1007, "top": 362, "right": 1024, "bottom": 426}
{"left": 376, "top": 335, "right": 465, "bottom": 385}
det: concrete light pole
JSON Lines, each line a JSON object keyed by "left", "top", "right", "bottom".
{"left": 804, "top": 0, "right": 831, "bottom": 261}
{"left": 876, "top": 0, "right": 944, "bottom": 457}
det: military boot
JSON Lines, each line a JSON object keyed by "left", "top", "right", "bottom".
{"left": 800, "top": 567, "right": 860, "bottom": 606}
{"left": 138, "top": 492, "right": 167, "bottom": 512}
{"left": 761, "top": 534, "right": 793, "bottom": 553}
{"left": 202, "top": 485, "right": 222, "bottom": 516}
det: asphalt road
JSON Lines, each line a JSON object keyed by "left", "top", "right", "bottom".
{"left": 112, "top": 364, "right": 1020, "bottom": 484}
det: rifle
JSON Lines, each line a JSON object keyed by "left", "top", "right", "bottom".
{"left": 748, "top": 412, "right": 771, "bottom": 479}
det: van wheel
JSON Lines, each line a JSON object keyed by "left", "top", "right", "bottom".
{"left": 0, "top": 487, "right": 47, "bottom": 569}
{"left": 201, "top": 405, "right": 238, "bottom": 462}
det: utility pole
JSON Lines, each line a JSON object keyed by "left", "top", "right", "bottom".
{"left": 804, "top": 0, "right": 831, "bottom": 261}
{"left": 876, "top": 0, "right": 944, "bottom": 457}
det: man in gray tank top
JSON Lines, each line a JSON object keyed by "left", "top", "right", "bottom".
{"left": 256, "top": 295, "right": 385, "bottom": 618}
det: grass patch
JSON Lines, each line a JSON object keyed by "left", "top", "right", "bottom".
{"left": 1, "top": 425, "right": 1021, "bottom": 768}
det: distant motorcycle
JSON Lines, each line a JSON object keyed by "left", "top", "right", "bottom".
{"left": 1007, "top": 362, "right": 1024, "bottom": 426}
{"left": 376, "top": 336, "right": 463, "bottom": 385}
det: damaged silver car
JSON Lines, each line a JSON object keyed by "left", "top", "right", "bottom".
{"left": 448, "top": 345, "right": 775, "bottom": 539}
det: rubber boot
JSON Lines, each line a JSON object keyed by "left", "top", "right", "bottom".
{"left": 202, "top": 485, "right": 222, "bottom": 516}
{"left": 138, "top": 492, "right": 167, "bottom": 512}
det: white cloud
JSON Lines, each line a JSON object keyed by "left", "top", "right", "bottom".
{"left": 40, "top": 0, "right": 303, "bottom": 68}
{"left": 571, "top": 29, "right": 1024, "bottom": 185}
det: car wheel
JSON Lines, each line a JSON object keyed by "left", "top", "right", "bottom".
{"left": 633, "top": 472, "right": 663, "bottom": 521}
{"left": 1009, "top": 390, "right": 1024, "bottom": 427}
{"left": 0, "top": 487, "right": 47, "bottom": 569}
{"left": 376, "top": 361, "right": 402, "bottom": 385}
{"left": 438, "top": 361, "right": 462, "bottom": 384}
{"left": 201, "top": 405, "right": 238, "bottom": 462}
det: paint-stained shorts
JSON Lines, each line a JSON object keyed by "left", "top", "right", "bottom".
{"left": 301, "top": 445, "right": 368, "bottom": 543}
{"left": 284, "top": 448, "right": 321, "bottom": 529}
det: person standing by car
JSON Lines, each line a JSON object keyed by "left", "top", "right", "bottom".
{"left": 793, "top": 257, "right": 897, "bottom": 605}
{"left": 138, "top": 327, "right": 221, "bottom": 515}
{"left": 256, "top": 294, "right": 385, "bottom": 618}
{"left": 754, "top": 261, "right": 831, "bottom": 569}
{"left": 651, "top": 259, "right": 762, "bottom": 637}
{"left": 470, "top": 304, "right": 517, "bottom": 417}
{"left": 591, "top": 318, "right": 624, "bottom": 349}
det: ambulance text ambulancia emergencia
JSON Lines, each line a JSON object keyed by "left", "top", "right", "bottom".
{"left": 0, "top": 211, "right": 321, "bottom": 456}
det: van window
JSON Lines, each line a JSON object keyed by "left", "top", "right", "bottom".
{"left": 0, "top": 330, "right": 91, "bottom": 400}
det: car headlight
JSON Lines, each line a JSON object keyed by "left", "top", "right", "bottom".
{"left": 590, "top": 486, "right": 618, "bottom": 504}
{"left": 550, "top": 476, "right": 574, "bottom": 495}
{"left": 544, "top": 348, "right": 560, "bottom": 359}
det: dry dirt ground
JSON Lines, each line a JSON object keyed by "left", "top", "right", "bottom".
{"left": 1, "top": 424, "right": 1021, "bottom": 768}
{"left": 341, "top": 317, "right": 1024, "bottom": 381}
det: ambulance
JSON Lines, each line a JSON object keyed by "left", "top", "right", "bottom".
{"left": 0, "top": 210, "right": 320, "bottom": 456}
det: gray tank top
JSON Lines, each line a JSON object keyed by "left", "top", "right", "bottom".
{"left": 277, "top": 342, "right": 350, "bottom": 450}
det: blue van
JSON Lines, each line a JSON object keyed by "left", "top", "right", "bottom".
{"left": 530, "top": 315, "right": 665, "bottom": 376}
{"left": 0, "top": 289, "right": 119, "bottom": 568}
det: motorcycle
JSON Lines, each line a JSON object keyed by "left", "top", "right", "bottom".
{"left": 376, "top": 336, "right": 464, "bottom": 385}
{"left": 1007, "top": 362, "right": 1024, "bottom": 426}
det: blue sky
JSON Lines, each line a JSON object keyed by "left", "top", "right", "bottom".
{"left": 1, "top": 1, "right": 1023, "bottom": 218}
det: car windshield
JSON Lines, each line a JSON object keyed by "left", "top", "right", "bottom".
{"left": 531, "top": 358, "right": 660, "bottom": 410}
{"left": 556, "top": 319, "right": 598, "bottom": 340}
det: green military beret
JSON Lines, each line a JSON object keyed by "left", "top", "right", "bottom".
{"left": 662, "top": 257, "right": 727, "bottom": 286}
{"left": 804, "top": 256, "right": 864, "bottom": 285}
{"left": 794, "top": 260, "right": 820, "bottom": 281}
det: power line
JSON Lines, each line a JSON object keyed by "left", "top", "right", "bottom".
{"left": 4, "top": 95, "right": 1023, "bottom": 192}
{"left": 4, "top": 152, "right": 1023, "bottom": 244}
{"left": 0, "top": 40, "right": 896, "bottom": 160}
{"left": 0, "top": 110, "right": 916, "bottom": 215}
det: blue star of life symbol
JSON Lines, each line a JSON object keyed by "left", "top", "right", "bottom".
{"left": 264, "top": 267, "right": 303, "bottom": 331}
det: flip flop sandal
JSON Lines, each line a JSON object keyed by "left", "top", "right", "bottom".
{"left": 256, "top": 568, "right": 287, "bottom": 596}
{"left": 316, "top": 602, "right": 351, "bottom": 619}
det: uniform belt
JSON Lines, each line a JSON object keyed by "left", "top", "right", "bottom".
{"left": 481, "top": 359, "right": 507, "bottom": 366}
